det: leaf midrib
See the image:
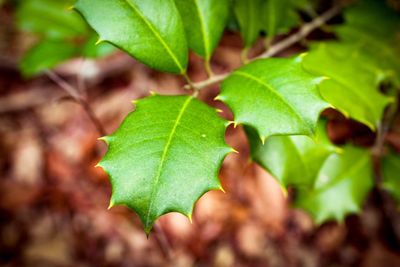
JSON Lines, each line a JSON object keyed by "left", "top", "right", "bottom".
{"left": 144, "top": 96, "right": 193, "bottom": 229}
{"left": 122, "top": 0, "right": 185, "bottom": 73}
{"left": 233, "top": 71, "right": 307, "bottom": 133}
{"left": 193, "top": 0, "right": 210, "bottom": 58}
{"left": 314, "top": 153, "right": 368, "bottom": 193}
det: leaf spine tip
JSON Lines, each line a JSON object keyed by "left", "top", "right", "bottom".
{"left": 280, "top": 185, "right": 288, "bottom": 198}
{"left": 233, "top": 121, "right": 239, "bottom": 128}
{"left": 334, "top": 147, "right": 343, "bottom": 154}
{"left": 260, "top": 136, "right": 267, "bottom": 145}
{"left": 149, "top": 91, "right": 157, "bottom": 96}
{"left": 187, "top": 214, "right": 193, "bottom": 224}
{"left": 219, "top": 185, "right": 226, "bottom": 193}
{"left": 225, "top": 121, "right": 234, "bottom": 127}
{"left": 214, "top": 95, "right": 222, "bottom": 101}
{"left": 215, "top": 108, "right": 223, "bottom": 113}
{"left": 230, "top": 147, "right": 239, "bottom": 154}
{"left": 67, "top": 5, "right": 75, "bottom": 11}
{"left": 98, "top": 136, "right": 109, "bottom": 143}
{"left": 296, "top": 53, "right": 307, "bottom": 62}
{"left": 327, "top": 103, "right": 335, "bottom": 109}
{"left": 95, "top": 39, "right": 104, "bottom": 45}
{"left": 107, "top": 200, "right": 114, "bottom": 210}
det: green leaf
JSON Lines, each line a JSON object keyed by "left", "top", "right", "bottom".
{"left": 174, "top": 0, "right": 230, "bottom": 60}
{"left": 75, "top": 0, "right": 188, "bottom": 74}
{"left": 17, "top": 0, "right": 88, "bottom": 39}
{"left": 82, "top": 34, "right": 116, "bottom": 58}
{"left": 296, "top": 145, "right": 374, "bottom": 224}
{"left": 20, "top": 40, "right": 79, "bottom": 77}
{"left": 382, "top": 152, "right": 400, "bottom": 203}
{"left": 262, "top": 0, "right": 299, "bottom": 38}
{"left": 98, "top": 95, "right": 232, "bottom": 233}
{"left": 246, "top": 119, "right": 339, "bottom": 188}
{"left": 218, "top": 55, "right": 329, "bottom": 140}
{"left": 233, "top": 0, "right": 264, "bottom": 47}
{"left": 335, "top": 0, "right": 400, "bottom": 85}
{"left": 303, "top": 42, "right": 393, "bottom": 130}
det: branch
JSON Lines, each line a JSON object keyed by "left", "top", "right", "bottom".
{"left": 185, "top": 5, "right": 342, "bottom": 91}
{"left": 45, "top": 70, "right": 107, "bottom": 136}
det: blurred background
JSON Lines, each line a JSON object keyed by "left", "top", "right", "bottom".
{"left": 1, "top": 0, "right": 400, "bottom": 266}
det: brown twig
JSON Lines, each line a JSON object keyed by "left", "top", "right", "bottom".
{"left": 184, "top": 5, "right": 343, "bottom": 91}
{"left": 45, "top": 70, "right": 107, "bottom": 136}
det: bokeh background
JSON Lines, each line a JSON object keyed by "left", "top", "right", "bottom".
{"left": 1, "top": 0, "right": 400, "bottom": 266}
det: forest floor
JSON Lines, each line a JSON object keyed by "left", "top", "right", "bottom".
{"left": 1, "top": 5, "right": 400, "bottom": 266}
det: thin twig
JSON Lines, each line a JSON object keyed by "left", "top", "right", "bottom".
{"left": 372, "top": 100, "right": 398, "bottom": 160}
{"left": 184, "top": 5, "right": 342, "bottom": 91}
{"left": 153, "top": 223, "right": 175, "bottom": 261}
{"left": 371, "top": 96, "right": 400, "bottom": 247}
{"left": 45, "top": 70, "right": 107, "bottom": 136}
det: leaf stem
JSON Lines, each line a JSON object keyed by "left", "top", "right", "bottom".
{"left": 184, "top": 5, "right": 343, "bottom": 91}
{"left": 204, "top": 59, "right": 214, "bottom": 78}
{"left": 240, "top": 47, "right": 250, "bottom": 64}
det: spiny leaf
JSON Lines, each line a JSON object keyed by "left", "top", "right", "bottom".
{"left": 303, "top": 42, "right": 393, "bottom": 130}
{"left": 20, "top": 40, "right": 79, "bottom": 77}
{"left": 16, "top": 0, "right": 87, "bottom": 39}
{"left": 75, "top": 0, "right": 188, "bottom": 74}
{"left": 99, "top": 95, "right": 232, "bottom": 233}
{"left": 246, "top": 119, "right": 339, "bottom": 188}
{"left": 218, "top": 55, "right": 329, "bottom": 140}
{"left": 174, "top": 0, "right": 230, "bottom": 60}
{"left": 296, "top": 145, "right": 374, "bottom": 224}
{"left": 382, "top": 152, "right": 400, "bottom": 203}
{"left": 335, "top": 0, "right": 400, "bottom": 85}
{"left": 262, "top": 0, "right": 299, "bottom": 39}
{"left": 82, "top": 34, "right": 116, "bottom": 58}
{"left": 233, "top": 0, "right": 264, "bottom": 47}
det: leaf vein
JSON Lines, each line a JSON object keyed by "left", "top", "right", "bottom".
{"left": 144, "top": 96, "right": 193, "bottom": 229}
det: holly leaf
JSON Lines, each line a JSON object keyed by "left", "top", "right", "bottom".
{"left": 246, "top": 119, "right": 339, "bottom": 188}
{"left": 82, "top": 34, "right": 116, "bottom": 58}
{"left": 20, "top": 40, "right": 79, "bottom": 77}
{"left": 98, "top": 95, "right": 232, "bottom": 233}
{"left": 262, "top": 0, "right": 299, "bottom": 39}
{"left": 174, "top": 0, "right": 230, "bottom": 60}
{"left": 335, "top": 0, "right": 400, "bottom": 86}
{"left": 75, "top": 0, "right": 188, "bottom": 74}
{"left": 17, "top": 0, "right": 87, "bottom": 39}
{"left": 233, "top": 0, "right": 264, "bottom": 47}
{"left": 296, "top": 145, "right": 374, "bottom": 224}
{"left": 218, "top": 55, "right": 329, "bottom": 141}
{"left": 303, "top": 42, "right": 393, "bottom": 130}
{"left": 382, "top": 152, "right": 400, "bottom": 203}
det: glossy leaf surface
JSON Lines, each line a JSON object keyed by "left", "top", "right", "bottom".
{"left": 75, "top": 0, "right": 188, "bottom": 74}
{"left": 17, "top": 0, "right": 87, "bottom": 39}
{"left": 20, "top": 40, "right": 79, "bottom": 77}
{"left": 99, "top": 95, "right": 232, "bottom": 233}
{"left": 174, "top": 0, "right": 230, "bottom": 60}
{"left": 335, "top": 0, "right": 400, "bottom": 85}
{"left": 263, "top": 0, "right": 299, "bottom": 38}
{"left": 296, "top": 145, "right": 373, "bottom": 224}
{"left": 382, "top": 152, "right": 400, "bottom": 203}
{"left": 233, "top": 0, "right": 264, "bottom": 47}
{"left": 246, "top": 120, "right": 338, "bottom": 188}
{"left": 303, "top": 42, "right": 393, "bottom": 130}
{"left": 219, "top": 56, "right": 329, "bottom": 140}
